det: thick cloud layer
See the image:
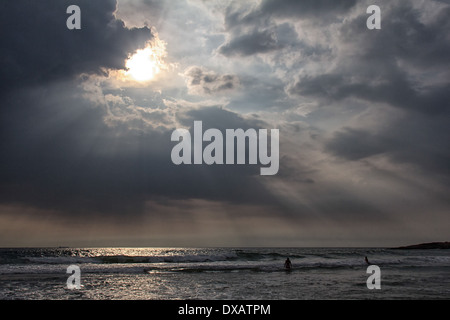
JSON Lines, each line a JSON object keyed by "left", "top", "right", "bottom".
{"left": 0, "top": 0, "right": 152, "bottom": 93}
{"left": 289, "top": 3, "right": 450, "bottom": 116}
{"left": 0, "top": 82, "right": 279, "bottom": 217}
{"left": 1, "top": 0, "right": 449, "bottom": 246}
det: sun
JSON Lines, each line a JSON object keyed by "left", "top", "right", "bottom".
{"left": 125, "top": 43, "right": 165, "bottom": 82}
{"left": 126, "top": 47, "right": 159, "bottom": 81}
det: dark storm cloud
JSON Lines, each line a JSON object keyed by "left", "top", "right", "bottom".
{"left": 258, "top": 0, "right": 357, "bottom": 18}
{"left": 326, "top": 128, "right": 389, "bottom": 161}
{"left": 0, "top": 1, "right": 286, "bottom": 220}
{"left": 289, "top": 72, "right": 447, "bottom": 114}
{"left": 184, "top": 67, "right": 240, "bottom": 94}
{"left": 219, "top": 9, "right": 300, "bottom": 58}
{"left": 289, "top": 3, "right": 450, "bottom": 115}
{"left": 0, "top": 0, "right": 152, "bottom": 93}
{"left": 214, "top": 0, "right": 449, "bottom": 230}
{"left": 326, "top": 114, "right": 450, "bottom": 178}
{"left": 0, "top": 81, "right": 280, "bottom": 217}
{"left": 223, "top": 0, "right": 357, "bottom": 28}
{"left": 2, "top": 0, "right": 450, "bottom": 246}
{"left": 218, "top": 0, "right": 355, "bottom": 59}
{"left": 219, "top": 29, "right": 283, "bottom": 57}
{"left": 0, "top": 0, "right": 170, "bottom": 218}
{"left": 282, "top": 1, "right": 450, "bottom": 180}
{"left": 350, "top": 4, "right": 450, "bottom": 70}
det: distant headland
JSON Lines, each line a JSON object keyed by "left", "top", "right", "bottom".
{"left": 392, "top": 241, "right": 450, "bottom": 249}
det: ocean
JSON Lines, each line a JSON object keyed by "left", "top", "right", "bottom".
{"left": 0, "top": 247, "right": 449, "bottom": 300}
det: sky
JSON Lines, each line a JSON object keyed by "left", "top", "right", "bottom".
{"left": 0, "top": 0, "right": 449, "bottom": 247}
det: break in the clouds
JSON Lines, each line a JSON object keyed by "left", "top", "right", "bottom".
{"left": 0, "top": 0, "right": 449, "bottom": 246}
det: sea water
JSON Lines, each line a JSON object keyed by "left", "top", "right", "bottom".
{"left": 0, "top": 247, "right": 449, "bottom": 300}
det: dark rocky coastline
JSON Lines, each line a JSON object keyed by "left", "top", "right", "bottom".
{"left": 392, "top": 241, "right": 450, "bottom": 249}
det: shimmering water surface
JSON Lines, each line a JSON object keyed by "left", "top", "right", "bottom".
{"left": 0, "top": 247, "right": 449, "bottom": 299}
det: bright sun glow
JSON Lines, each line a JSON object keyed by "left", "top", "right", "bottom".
{"left": 125, "top": 43, "right": 165, "bottom": 81}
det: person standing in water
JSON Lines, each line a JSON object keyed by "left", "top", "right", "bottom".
{"left": 284, "top": 257, "right": 292, "bottom": 270}
{"left": 365, "top": 256, "right": 370, "bottom": 265}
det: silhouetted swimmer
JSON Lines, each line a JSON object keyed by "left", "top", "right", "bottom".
{"left": 284, "top": 257, "right": 292, "bottom": 270}
{"left": 365, "top": 256, "right": 371, "bottom": 265}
